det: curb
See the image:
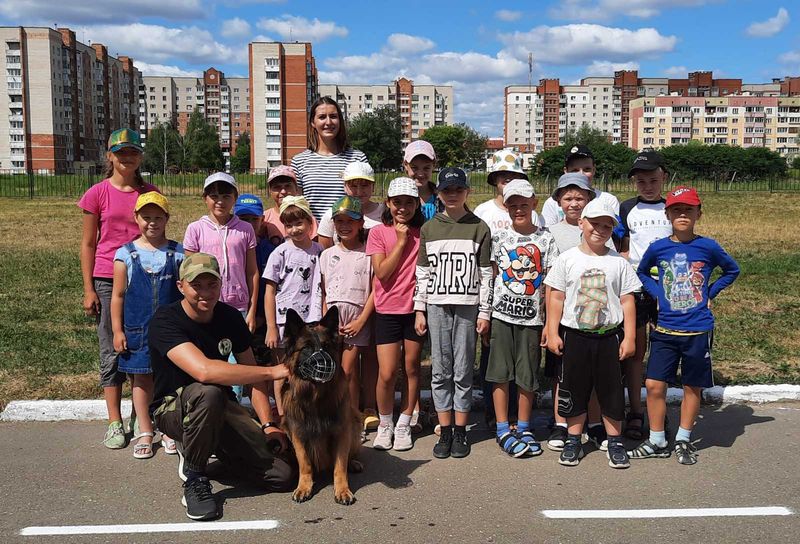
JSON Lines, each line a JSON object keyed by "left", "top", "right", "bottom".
{"left": 2, "top": 385, "right": 799, "bottom": 422}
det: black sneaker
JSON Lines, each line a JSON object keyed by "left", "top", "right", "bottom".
{"left": 586, "top": 425, "right": 608, "bottom": 451}
{"left": 181, "top": 477, "right": 219, "bottom": 521}
{"left": 176, "top": 442, "right": 189, "bottom": 482}
{"left": 450, "top": 428, "right": 470, "bottom": 458}
{"left": 547, "top": 426, "right": 568, "bottom": 451}
{"left": 558, "top": 438, "right": 583, "bottom": 466}
{"left": 433, "top": 428, "right": 453, "bottom": 459}
{"left": 674, "top": 440, "right": 698, "bottom": 465}
{"left": 606, "top": 440, "right": 631, "bottom": 469}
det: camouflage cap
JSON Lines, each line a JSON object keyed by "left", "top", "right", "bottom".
{"left": 331, "top": 195, "right": 363, "bottom": 220}
{"left": 179, "top": 252, "right": 221, "bottom": 281}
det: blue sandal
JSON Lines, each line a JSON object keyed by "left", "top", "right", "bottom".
{"left": 497, "top": 432, "right": 530, "bottom": 458}
{"left": 516, "top": 430, "right": 543, "bottom": 456}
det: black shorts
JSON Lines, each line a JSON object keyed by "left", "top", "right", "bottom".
{"left": 374, "top": 312, "right": 425, "bottom": 345}
{"left": 557, "top": 326, "right": 625, "bottom": 421}
{"left": 634, "top": 291, "right": 658, "bottom": 328}
{"left": 543, "top": 349, "right": 562, "bottom": 379}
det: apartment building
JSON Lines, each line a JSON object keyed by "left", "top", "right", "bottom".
{"left": 318, "top": 78, "right": 454, "bottom": 145}
{"left": 0, "top": 26, "right": 140, "bottom": 173}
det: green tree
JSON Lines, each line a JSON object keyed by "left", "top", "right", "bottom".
{"left": 230, "top": 132, "right": 251, "bottom": 174}
{"left": 142, "top": 121, "right": 180, "bottom": 175}
{"left": 791, "top": 155, "right": 800, "bottom": 170}
{"left": 420, "top": 123, "right": 488, "bottom": 167}
{"left": 184, "top": 110, "right": 224, "bottom": 171}
{"left": 348, "top": 106, "right": 402, "bottom": 170}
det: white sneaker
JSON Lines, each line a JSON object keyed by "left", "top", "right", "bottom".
{"left": 393, "top": 423, "right": 413, "bottom": 451}
{"left": 372, "top": 423, "right": 394, "bottom": 450}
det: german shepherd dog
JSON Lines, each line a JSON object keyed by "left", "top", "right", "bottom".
{"left": 281, "top": 307, "right": 363, "bottom": 504}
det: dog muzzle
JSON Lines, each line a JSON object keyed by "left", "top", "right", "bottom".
{"left": 294, "top": 329, "right": 337, "bottom": 383}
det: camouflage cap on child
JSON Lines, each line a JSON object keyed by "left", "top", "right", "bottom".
{"left": 180, "top": 253, "right": 221, "bottom": 281}
{"left": 331, "top": 196, "right": 363, "bottom": 220}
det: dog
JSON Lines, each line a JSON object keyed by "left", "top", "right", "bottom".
{"left": 281, "top": 307, "right": 363, "bottom": 505}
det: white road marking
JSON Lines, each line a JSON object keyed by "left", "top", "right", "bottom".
{"left": 20, "top": 520, "right": 280, "bottom": 536}
{"left": 542, "top": 507, "right": 793, "bottom": 519}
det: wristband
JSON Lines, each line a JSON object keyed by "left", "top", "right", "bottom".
{"left": 261, "top": 422, "right": 276, "bottom": 431}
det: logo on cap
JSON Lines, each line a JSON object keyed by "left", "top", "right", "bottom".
{"left": 571, "top": 146, "right": 579, "bottom": 153}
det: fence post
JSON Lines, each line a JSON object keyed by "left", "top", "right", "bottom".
{"left": 769, "top": 175, "right": 774, "bottom": 194}
{"left": 27, "top": 169, "right": 34, "bottom": 199}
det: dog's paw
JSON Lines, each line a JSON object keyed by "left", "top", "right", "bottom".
{"left": 348, "top": 459, "right": 364, "bottom": 473}
{"left": 334, "top": 488, "right": 356, "bottom": 506}
{"left": 292, "top": 486, "right": 313, "bottom": 503}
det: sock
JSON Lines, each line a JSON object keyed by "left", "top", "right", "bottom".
{"left": 606, "top": 434, "right": 623, "bottom": 446}
{"left": 379, "top": 413, "right": 393, "bottom": 428}
{"left": 185, "top": 469, "right": 204, "bottom": 484}
{"left": 397, "top": 413, "right": 412, "bottom": 427}
{"left": 587, "top": 422, "right": 602, "bottom": 429}
{"left": 675, "top": 426, "right": 692, "bottom": 443}
{"left": 496, "top": 421, "right": 510, "bottom": 438}
{"left": 556, "top": 422, "right": 568, "bottom": 429}
{"left": 440, "top": 425, "right": 453, "bottom": 437}
{"left": 649, "top": 430, "right": 667, "bottom": 448}
{"left": 454, "top": 424, "right": 467, "bottom": 435}
{"left": 517, "top": 420, "right": 530, "bottom": 433}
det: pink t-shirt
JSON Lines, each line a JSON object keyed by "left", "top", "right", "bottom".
{"left": 320, "top": 243, "right": 372, "bottom": 307}
{"left": 77, "top": 179, "right": 160, "bottom": 278}
{"left": 183, "top": 215, "right": 257, "bottom": 312}
{"left": 365, "top": 223, "right": 420, "bottom": 314}
{"left": 262, "top": 207, "right": 318, "bottom": 247}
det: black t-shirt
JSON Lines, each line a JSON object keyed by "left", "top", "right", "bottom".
{"left": 149, "top": 300, "right": 251, "bottom": 413}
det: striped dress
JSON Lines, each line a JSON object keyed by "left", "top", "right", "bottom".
{"left": 290, "top": 148, "right": 368, "bottom": 220}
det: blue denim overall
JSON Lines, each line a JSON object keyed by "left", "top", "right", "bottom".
{"left": 118, "top": 241, "right": 181, "bottom": 374}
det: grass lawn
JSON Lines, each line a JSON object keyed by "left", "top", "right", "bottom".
{"left": 0, "top": 192, "right": 798, "bottom": 409}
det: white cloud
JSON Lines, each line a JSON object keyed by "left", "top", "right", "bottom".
{"left": 746, "top": 8, "right": 790, "bottom": 38}
{"left": 418, "top": 51, "right": 527, "bottom": 82}
{"left": 495, "top": 9, "right": 523, "bottom": 22}
{"left": 551, "top": 0, "right": 714, "bottom": 21}
{"left": 0, "top": 0, "right": 204, "bottom": 24}
{"left": 256, "top": 15, "right": 348, "bottom": 42}
{"left": 779, "top": 50, "right": 800, "bottom": 64}
{"left": 386, "top": 33, "right": 435, "bottom": 55}
{"left": 220, "top": 17, "right": 251, "bottom": 39}
{"left": 585, "top": 60, "right": 639, "bottom": 76}
{"left": 500, "top": 24, "right": 677, "bottom": 65}
{"left": 663, "top": 65, "right": 688, "bottom": 77}
{"left": 136, "top": 62, "right": 201, "bottom": 77}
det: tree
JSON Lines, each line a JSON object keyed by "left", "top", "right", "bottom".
{"left": 184, "top": 110, "right": 224, "bottom": 171}
{"left": 230, "top": 132, "right": 251, "bottom": 174}
{"left": 348, "top": 106, "right": 402, "bottom": 170}
{"left": 420, "top": 123, "right": 488, "bottom": 167}
{"left": 142, "top": 121, "right": 180, "bottom": 174}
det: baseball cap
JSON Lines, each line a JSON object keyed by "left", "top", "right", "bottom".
{"left": 403, "top": 140, "right": 436, "bottom": 163}
{"left": 437, "top": 167, "right": 469, "bottom": 191}
{"left": 134, "top": 191, "right": 170, "bottom": 215}
{"left": 628, "top": 149, "right": 667, "bottom": 178}
{"left": 268, "top": 165, "right": 297, "bottom": 185}
{"left": 180, "top": 252, "right": 221, "bottom": 282}
{"left": 234, "top": 193, "right": 264, "bottom": 217}
{"left": 203, "top": 172, "right": 238, "bottom": 191}
{"left": 331, "top": 196, "right": 363, "bottom": 220}
{"left": 108, "top": 128, "right": 143, "bottom": 153}
{"left": 665, "top": 186, "right": 701, "bottom": 208}
{"left": 342, "top": 161, "right": 375, "bottom": 183}
{"left": 387, "top": 177, "right": 419, "bottom": 198}
{"left": 488, "top": 149, "right": 527, "bottom": 186}
{"left": 552, "top": 172, "right": 594, "bottom": 201}
{"left": 581, "top": 199, "right": 619, "bottom": 225}
{"left": 279, "top": 195, "right": 313, "bottom": 219}
{"left": 565, "top": 144, "right": 593, "bottom": 165}
{"left": 503, "top": 179, "right": 535, "bottom": 203}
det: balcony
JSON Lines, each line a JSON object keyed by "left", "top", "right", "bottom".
{"left": 10, "top": 141, "right": 25, "bottom": 149}
{"left": 9, "top": 127, "right": 24, "bottom": 135}
{"left": 9, "top": 113, "right": 22, "bottom": 122}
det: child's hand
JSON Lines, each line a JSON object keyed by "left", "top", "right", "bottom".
{"left": 245, "top": 310, "right": 257, "bottom": 333}
{"left": 547, "top": 333, "right": 563, "bottom": 356}
{"left": 619, "top": 337, "right": 635, "bottom": 360}
{"left": 340, "top": 319, "right": 364, "bottom": 340}
{"left": 540, "top": 328, "right": 548, "bottom": 347}
{"left": 83, "top": 291, "right": 100, "bottom": 316}
{"left": 394, "top": 223, "right": 409, "bottom": 245}
{"left": 414, "top": 311, "right": 427, "bottom": 336}
{"left": 476, "top": 318, "right": 490, "bottom": 345}
{"left": 266, "top": 327, "right": 280, "bottom": 349}
{"left": 113, "top": 331, "right": 127, "bottom": 353}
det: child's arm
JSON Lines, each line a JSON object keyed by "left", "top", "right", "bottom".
{"left": 318, "top": 235, "right": 334, "bottom": 250}
{"left": 245, "top": 247, "right": 258, "bottom": 332}
{"left": 341, "top": 290, "right": 375, "bottom": 339}
{"left": 320, "top": 274, "right": 328, "bottom": 315}
{"left": 619, "top": 293, "right": 636, "bottom": 360}
{"left": 709, "top": 243, "right": 740, "bottom": 300}
{"left": 636, "top": 247, "right": 660, "bottom": 298}
{"left": 541, "top": 285, "right": 552, "bottom": 347}
{"left": 476, "top": 228, "right": 493, "bottom": 339}
{"left": 79, "top": 212, "right": 100, "bottom": 316}
{"left": 546, "top": 289, "right": 565, "bottom": 355}
{"left": 110, "top": 260, "right": 128, "bottom": 353}
{"left": 414, "top": 227, "right": 430, "bottom": 336}
{"left": 372, "top": 224, "right": 409, "bottom": 281}
{"left": 264, "top": 281, "right": 280, "bottom": 349}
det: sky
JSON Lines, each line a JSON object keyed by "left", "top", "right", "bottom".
{"left": 1, "top": 0, "right": 798, "bottom": 137}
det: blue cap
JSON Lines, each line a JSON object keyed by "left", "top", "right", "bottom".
{"left": 234, "top": 193, "right": 264, "bottom": 216}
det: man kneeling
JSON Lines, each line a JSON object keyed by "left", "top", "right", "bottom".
{"left": 149, "top": 252, "right": 294, "bottom": 521}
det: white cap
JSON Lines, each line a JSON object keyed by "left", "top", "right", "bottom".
{"left": 580, "top": 198, "right": 619, "bottom": 225}
{"left": 203, "top": 171, "right": 238, "bottom": 190}
{"left": 387, "top": 177, "right": 419, "bottom": 198}
{"left": 342, "top": 161, "right": 375, "bottom": 182}
{"left": 502, "top": 179, "right": 535, "bottom": 203}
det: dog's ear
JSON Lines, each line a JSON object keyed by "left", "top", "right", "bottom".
{"left": 319, "top": 306, "right": 339, "bottom": 338}
{"left": 284, "top": 308, "right": 305, "bottom": 344}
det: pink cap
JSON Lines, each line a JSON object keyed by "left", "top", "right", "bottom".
{"left": 268, "top": 165, "right": 297, "bottom": 184}
{"left": 403, "top": 140, "right": 436, "bottom": 163}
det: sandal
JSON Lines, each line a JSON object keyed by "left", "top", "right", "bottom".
{"left": 161, "top": 435, "right": 177, "bottom": 455}
{"left": 497, "top": 431, "right": 530, "bottom": 458}
{"left": 625, "top": 412, "right": 645, "bottom": 440}
{"left": 133, "top": 432, "right": 155, "bottom": 459}
{"left": 515, "top": 430, "right": 543, "bottom": 457}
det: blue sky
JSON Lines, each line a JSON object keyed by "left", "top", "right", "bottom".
{"left": 1, "top": 0, "right": 797, "bottom": 137}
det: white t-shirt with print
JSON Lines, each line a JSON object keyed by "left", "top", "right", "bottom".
{"left": 474, "top": 198, "right": 545, "bottom": 236}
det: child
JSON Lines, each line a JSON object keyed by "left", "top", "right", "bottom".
{"left": 366, "top": 177, "right": 425, "bottom": 452}
{"left": 403, "top": 140, "right": 440, "bottom": 221}
{"left": 414, "top": 168, "right": 492, "bottom": 459}
{"left": 78, "top": 128, "right": 159, "bottom": 449}
{"left": 618, "top": 150, "right": 673, "bottom": 439}
{"left": 541, "top": 145, "right": 619, "bottom": 227}
{"left": 111, "top": 192, "right": 184, "bottom": 458}
{"left": 318, "top": 161, "right": 385, "bottom": 249}
{"left": 485, "top": 179, "right": 557, "bottom": 458}
{"left": 320, "top": 196, "right": 375, "bottom": 426}
{"left": 629, "top": 187, "right": 739, "bottom": 465}
{"left": 263, "top": 166, "right": 318, "bottom": 247}
{"left": 544, "top": 199, "right": 641, "bottom": 469}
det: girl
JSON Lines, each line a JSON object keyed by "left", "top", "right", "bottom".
{"left": 111, "top": 192, "right": 184, "bottom": 458}
{"left": 365, "top": 178, "right": 425, "bottom": 452}
{"left": 262, "top": 166, "right": 317, "bottom": 247}
{"left": 291, "top": 97, "right": 368, "bottom": 221}
{"left": 402, "top": 140, "right": 440, "bottom": 221}
{"left": 78, "top": 128, "right": 159, "bottom": 449}
{"left": 317, "top": 161, "right": 384, "bottom": 249}
{"left": 414, "top": 168, "right": 492, "bottom": 459}
{"left": 320, "top": 197, "right": 375, "bottom": 436}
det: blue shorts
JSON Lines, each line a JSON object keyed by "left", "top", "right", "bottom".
{"left": 646, "top": 330, "right": 714, "bottom": 388}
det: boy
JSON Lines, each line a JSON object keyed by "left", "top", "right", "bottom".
{"left": 629, "top": 187, "right": 739, "bottom": 465}
{"left": 263, "top": 165, "right": 318, "bottom": 247}
{"left": 484, "top": 179, "right": 558, "bottom": 457}
{"left": 618, "top": 149, "right": 673, "bottom": 439}
{"left": 318, "top": 161, "right": 385, "bottom": 248}
{"left": 541, "top": 145, "right": 619, "bottom": 227}
{"left": 544, "top": 199, "right": 641, "bottom": 469}
{"left": 403, "top": 140, "right": 440, "bottom": 221}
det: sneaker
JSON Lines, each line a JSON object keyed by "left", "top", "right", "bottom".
{"left": 628, "top": 439, "right": 671, "bottom": 459}
{"left": 372, "top": 423, "right": 394, "bottom": 450}
{"left": 410, "top": 411, "right": 423, "bottom": 434}
{"left": 362, "top": 409, "right": 379, "bottom": 432}
{"left": 547, "top": 426, "right": 568, "bottom": 451}
{"left": 102, "top": 421, "right": 126, "bottom": 449}
{"left": 360, "top": 430, "right": 368, "bottom": 444}
{"left": 558, "top": 438, "right": 584, "bottom": 466}
{"left": 586, "top": 425, "right": 608, "bottom": 451}
{"left": 450, "top": 428, "right": 470, "bottom": 458}
{"left": 393, "top": 423, "right": 413, "bottom": 451}
{"left": 606, "top": 440, "right": 631, "bottom": 469}
{"left": 181, "top": 477, "right": 219, "bottom": 521}
{"left": 674, "top": 440, "right": 698, "bottom": 465}
{"left": 433, "top": 428, "right": 453, "bottom": 459}
{"left": 176, "top": 442, "right": 189, "bottom": 482}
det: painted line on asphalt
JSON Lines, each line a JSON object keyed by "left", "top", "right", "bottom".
{"left": 20, "top": 520, "right": 280, "bottom": 536}
{"left": 541, "top": 506, "right": 793, "bottom": 519}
